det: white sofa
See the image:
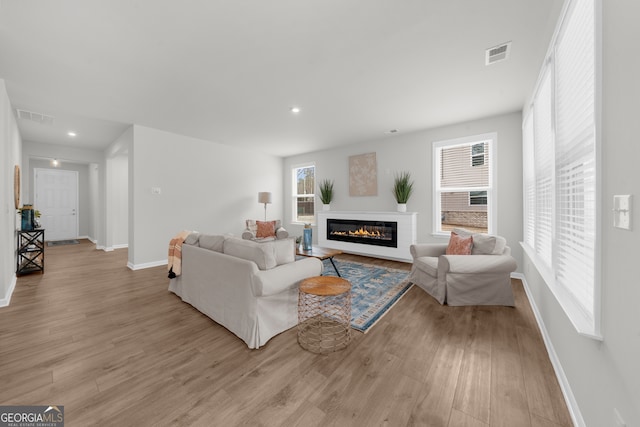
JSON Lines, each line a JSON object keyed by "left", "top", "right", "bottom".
{"left": 409, "top": 230, "right": 517, "bottom": 306}
{"left": 169, "top": 233, "right": 322, "bottom": 349}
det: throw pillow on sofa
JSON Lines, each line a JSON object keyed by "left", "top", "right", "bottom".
{"left": 272, "top": 238, "right": 295, "bottom": 266}
{"left": 223, "top": 237, "right": 277, "bottom": 270}
{"left": 256, "top": 220, "right": 276, "bottom": 238}
{"left": 184, "top": 232, "right": 201, "bottom": 246}
{"left": 452, "top": 227, "right": 507, "bottom": 255}
{"left": 198, "top": 234, "right": 226, "bottom": 252}
{"left": 446, "top": 231, "right": 473, "bottom": 255}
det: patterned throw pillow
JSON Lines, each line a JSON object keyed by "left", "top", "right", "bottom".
{"left": 256, "top": 220, "right": 276, "bottom": 238}
{"left": 446, "top": 231, "right": 473, "bottom": 255}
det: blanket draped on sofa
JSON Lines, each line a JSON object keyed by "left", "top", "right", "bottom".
{"left": 168, "top": 230, "right": 191, "bottom": 278}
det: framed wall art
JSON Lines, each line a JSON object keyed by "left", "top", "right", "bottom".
{"left": 349, "top": 152, "right": 377, "bottom": 196}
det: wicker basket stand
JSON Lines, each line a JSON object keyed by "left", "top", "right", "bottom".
{"left": 297, "top": 276, "right": 352, "bottom": 354}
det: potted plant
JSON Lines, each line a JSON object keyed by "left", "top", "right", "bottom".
{"left": 393, "top": 171, "right": 414, "bottom": 212}
{"left": 319, "top": 179, "right": 335, "bottom": 211}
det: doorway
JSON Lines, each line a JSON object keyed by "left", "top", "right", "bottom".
{"left": 34, "top": 168, "right": 79, "bottom": 241}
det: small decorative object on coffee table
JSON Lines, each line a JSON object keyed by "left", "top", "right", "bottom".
{"left": 302, "top": 223, "right": 312, "bottom": 250}
{"left": 296, "top": 245, "right": 342, "bottom": 277}
{"left": 298, "top": 276, "right": 351, "bottom": 354}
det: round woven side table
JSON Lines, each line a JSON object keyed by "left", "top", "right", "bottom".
{"left": 298, "top": 276, "right": 352, "bottom": 354}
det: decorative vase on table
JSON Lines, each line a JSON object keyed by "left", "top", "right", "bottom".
{"left": 21, "top": 205, "right": 34, "bottom": 231}
{"left": 303, "top": 224, "right": 312, "bottom": 251}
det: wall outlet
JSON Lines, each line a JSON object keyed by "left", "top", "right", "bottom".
{"left": 151, "top": 187, "right": 161, "bottom": 195}
{"left": 614, "top": 408, "right": 626, "bottom": 427}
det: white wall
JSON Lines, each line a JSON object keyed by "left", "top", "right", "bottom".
{"left": 128, "top": 125, "right": 284, "bottom": 268}
{"left": 88, "top": 163, "right": 99, "bottom": 242}
{"left": 0, "top": 79, "right": 22, "bottom": 306}
{"left": 28, "top": 159, "right": 91, "bottom": 238}
{"left": 284, "top": 111, "right": 524, "bottom": 268}
{"left": 520, "top": 1, "right": 640, "bottom": 426}
{"left": 105, "top": 127, "right": 131, "bottom": 250}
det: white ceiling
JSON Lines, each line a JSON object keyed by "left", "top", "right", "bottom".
{"left": 0, "top": 0, "right": 563, "bottom": 157}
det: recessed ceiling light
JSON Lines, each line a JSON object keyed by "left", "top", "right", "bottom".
{"left": 67, "top": 131, "right": 77, "bottom": 137}
{"left": 290, "top": 106, "right": 301, "bottom": 114}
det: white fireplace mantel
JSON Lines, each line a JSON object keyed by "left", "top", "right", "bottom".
{"left": 317, "top": 211, "right": 417, "bottom": 262}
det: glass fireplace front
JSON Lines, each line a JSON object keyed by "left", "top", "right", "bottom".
{"left": 326, "top": 219, "right": 397, "bottom": 248}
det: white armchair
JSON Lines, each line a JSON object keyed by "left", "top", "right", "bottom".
{"left": 242, "top": 219, "right": 289, "bottom": 241}
{"left": 409, "top": 232, "right": 518, "bottom": 306}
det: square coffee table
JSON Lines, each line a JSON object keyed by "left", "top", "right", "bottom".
{"left": 296, "top": 246, "right": 342, "bottom": 277}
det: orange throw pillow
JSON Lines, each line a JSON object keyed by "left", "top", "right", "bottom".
{"left": 256, "top": 220, "right": 276, "bottom": 238}
{"left": 446, "top": 231, "right": 473, "bottom": 255}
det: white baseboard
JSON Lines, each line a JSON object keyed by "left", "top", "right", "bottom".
{"left": 0, "top": 274, "right": 17, "bottom": 308}
{"left": 513, "top": 272, "right": 586, "bottom": 427}
{"left": 102, "top": 244, "right": 128, "bottom": 252}
{"left": 127, "top": 260, "right": 167, "bottom": 271}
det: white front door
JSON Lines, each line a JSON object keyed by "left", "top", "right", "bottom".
{"left": 35, "top": 168, "right": 79, "bottom": 241}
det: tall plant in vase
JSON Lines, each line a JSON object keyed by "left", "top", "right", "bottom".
{"left": 393, "top": 171, "right": 414, "bottom": 212}
{"left": 319, "top": 179, "right": 334, "bottom": 211}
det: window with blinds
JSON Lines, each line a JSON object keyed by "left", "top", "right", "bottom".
{"left": 292, "top": 164, "right": 315, "bottom": 224}
{"left": 522, "top": 0, "right": 599, "bottom": 337}
{"left": 433, "top": 133, "right": 496, "bottom": 235}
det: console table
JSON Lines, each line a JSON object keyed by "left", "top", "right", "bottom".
{"left": 17, "top": 229, "right": 45, "bottom": 276}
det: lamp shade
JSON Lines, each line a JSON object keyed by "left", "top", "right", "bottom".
{"left": 258, "top": 192, "right": 272, "bottom": 204}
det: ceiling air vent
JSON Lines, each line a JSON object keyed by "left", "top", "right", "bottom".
{"left": 16, "top": 109, "right": 55, "bottom": 125}
{"left": 485, "top": 42, "right": 512, "bottom": 65}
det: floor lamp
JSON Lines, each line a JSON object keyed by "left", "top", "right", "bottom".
{"left": 258, "top": 192, "right": 272, "bottom": 221}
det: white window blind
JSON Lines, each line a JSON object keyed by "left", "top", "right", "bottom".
{"left": 522, "top": 112, "right": 536, "bottom": 249}
{"left": 554, "top": 0, "right": 596, "bottom": 320}
{"left": 522, "top": 0, "right": 599, "bottom": 337}
{"left": 533, "top": 68, "right": 554, "bottom": 268}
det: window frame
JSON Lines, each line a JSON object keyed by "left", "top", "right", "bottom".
{"left": 291, "top": 163, "right": 316, "bottom": 225}
{"left": 432, "top": 133, "right": 497, "bottom": 237}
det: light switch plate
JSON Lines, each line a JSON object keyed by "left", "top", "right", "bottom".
{"left": 151, "top": 187, "right": 161, "bottom": 195}
{"left": 613, "top": 195, "right": 632, "bottom": 230}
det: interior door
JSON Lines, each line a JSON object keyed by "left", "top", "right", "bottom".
{"left": 35, "top": 168, "right": 78, "bottom": 241}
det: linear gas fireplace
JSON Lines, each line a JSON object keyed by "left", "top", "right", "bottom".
{"left": 318, "top": 211, "right": 417, "bottom": 262}
{"left": 326, "top": 219, "right": 398, "bottom": 248}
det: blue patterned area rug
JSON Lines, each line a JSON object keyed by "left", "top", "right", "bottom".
{"left": 322, "top": 259, "right": 412, "bottom": 333}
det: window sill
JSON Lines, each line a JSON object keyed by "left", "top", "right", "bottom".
{"left": 520, "top": 242, "right": 602, "bottom": 341}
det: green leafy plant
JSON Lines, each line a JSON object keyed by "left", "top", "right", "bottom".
{"left": 319, "top": 179, "right": 335, "bottom": 205}
{"left": 393, "top": 171, "right": 414, "bottom": 204}
{"left": 17, "top": 207, "right": 41, "bottom": 218}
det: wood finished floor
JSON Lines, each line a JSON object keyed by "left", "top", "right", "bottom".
{"left": 0, "top": 240, "right": 572, "bottom": 427}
